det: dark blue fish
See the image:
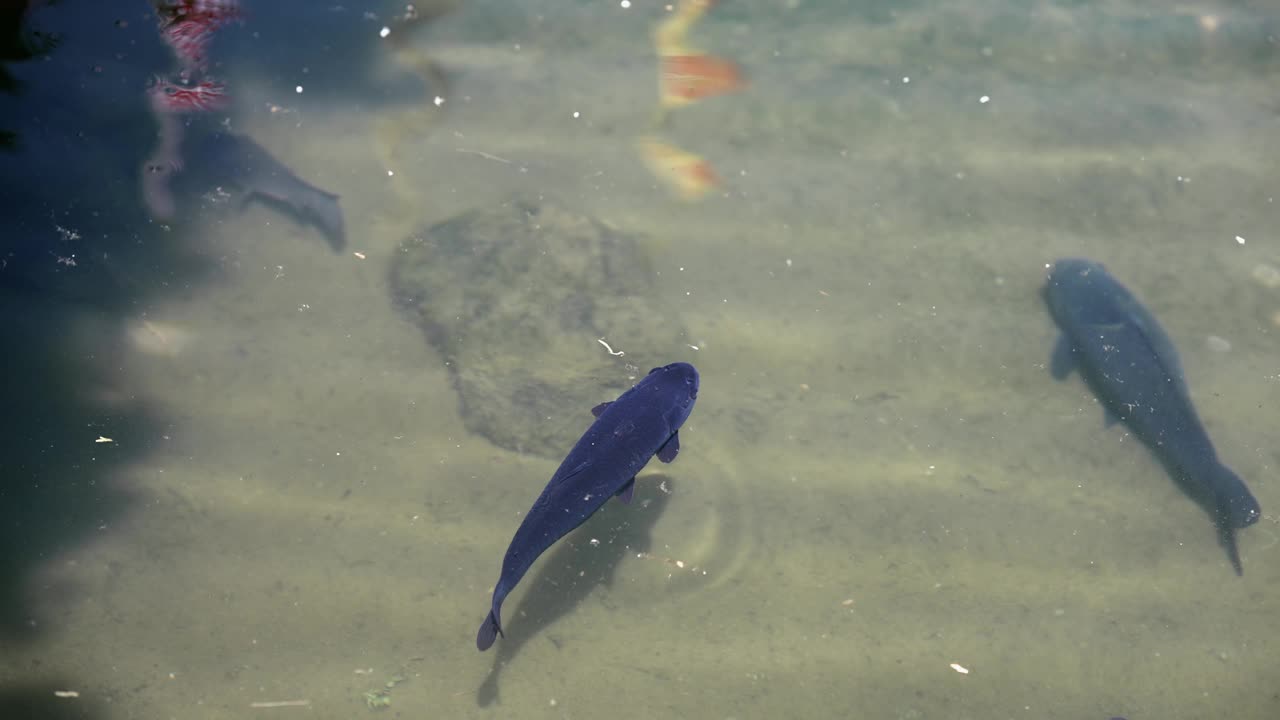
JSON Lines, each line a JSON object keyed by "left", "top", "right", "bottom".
{"left": 185, "top": 131, "right": 345, "bottom": 251}
{"left": 1043, "top": 258, "right": 1260, "bottom": 574}
{"left": 476, "top": 362, "right": 699, "bottom": 651}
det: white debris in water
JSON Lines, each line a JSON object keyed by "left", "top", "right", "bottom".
{"left": 1206, "top": 335, "right": 1231, "bottom": 353}
{"left": 295, "top": 85, "right": 303, "bottom": 94}
{"left": 1235, "top": 235, "right": 1246, "bottom": 245}
{"left": 379, "top": 26, "right": 390, "bottom": 38}
{"left": 979, "top": 95, "right": 990, "bottom": 104}
{"left": 950, "top": 663, "right": 970, "bottom": 674}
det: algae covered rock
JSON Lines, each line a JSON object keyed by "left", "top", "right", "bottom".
{"left": 389, "top": 197, "right": 689, "bottom": 459}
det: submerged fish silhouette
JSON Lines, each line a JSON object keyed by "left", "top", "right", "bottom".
{"left": 476, "top": 362, "right": 699, "bottom": 651}
{"left": 1042, "top": 258, "right": 1260, "bottom": 574}
{"left": 185, "top": 131, "right": 345, "bottom": 251}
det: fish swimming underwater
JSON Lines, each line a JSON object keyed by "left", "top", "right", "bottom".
{"left": 1042, "top": 258, "right": 1260, "bottom": 574}
{"left": 183, "top": 131, "right": 345, "bottom": 251}
{"left": 476, "top": 362, "right": 699, "bottom": 651}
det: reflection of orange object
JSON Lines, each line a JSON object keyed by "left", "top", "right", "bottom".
{"left": 661, "top": 53, "right": 744, "bottom": 108}
{"left": 655, "top": 0, "right": 717, "bottom": 51}
{"left": 639, "top": 137, "right": 720, "bottom": 201}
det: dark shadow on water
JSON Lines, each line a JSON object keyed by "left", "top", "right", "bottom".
{"left": 0, "top": 291, "right": 166, "bottom": 642}
{"left": 0, "top": 1, "right": 229, "bottom": 713}
{"left": 476, "top": 474, "right": 676, "bottom": 707}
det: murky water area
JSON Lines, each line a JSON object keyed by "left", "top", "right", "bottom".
{"left": 1, "top": 1, "right": 1278, "bottom": 718}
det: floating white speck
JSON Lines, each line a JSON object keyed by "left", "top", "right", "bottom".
{"left": 1235, "top": 235, "right": 1246, "bottom": 245}
{"left": 433, "top": 96, "right": 445, "bottom": 107}
{"left": 950, "top": 663, "right": 970, "bottom": 674}
{"left": 620, "top": 0, "right": 631, "bottom": 7}
{"left": 379, "top": 26, "right": 390, "bottom": 38}
{"left": 572, "top": 111, "right": 580, "bottom": 119}
{"left": 295, "top": 85, "right": 303, "bottom": 94}
{"left": 902, "top": 76, "right": 910, "bottom": 83}
{"left": 95, "top": 436, "right": 113, "bottom": 444}
{"left": 979, "top": 95, "right": 990, "bottom": 104}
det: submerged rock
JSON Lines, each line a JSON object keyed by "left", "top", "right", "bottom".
{"left": 389, "top": 197, "right": 689, "bottom": 459}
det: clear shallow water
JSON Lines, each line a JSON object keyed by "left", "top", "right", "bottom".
{"left": 1, "top": 1, "right": 1278, "bottom": 718}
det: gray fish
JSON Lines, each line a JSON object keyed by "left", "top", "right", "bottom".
{"left": 476, "top": 362, "right": 699, "bottom": 651}
{"left": 1043, "top": 258, "right": 1260, "bottom": 574}
{"left": 185, "top": 131, "right": 345, "bottom": 251}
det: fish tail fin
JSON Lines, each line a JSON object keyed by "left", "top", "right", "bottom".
{"left": 476, "top": 608, "right": 504, "bottom": 651}
{"left": 1210, "top": 464, "right": 1260, "bottom": 576}
{"left": 303, "top": 189, "right": 345, "bottom": 252}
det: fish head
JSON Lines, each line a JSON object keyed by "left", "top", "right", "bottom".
{"left": 1043, "top": 258, "right": 1135, "bottom": 327}
{"left": 1215, "top": 467, "right": 1261, "bottom": 528}
{"left": 1044, "top": 258, "right": 1106, "bottom": 301}
{"left": 647, "top": 362, "right": 699, "bottom": 428}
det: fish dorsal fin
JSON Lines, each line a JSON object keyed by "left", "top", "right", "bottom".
{"left": 1127, "top": 310, "right": 1189, "bottom": 399}
{"left": 1099, "top": 292, "right": 1190, "bottom": 399}
{"left": 591, "top": 401, "right": 612, "bottom": 418}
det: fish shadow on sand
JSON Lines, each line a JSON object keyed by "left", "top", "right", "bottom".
{"left": 476, "top": 474, "right": 675, "bottom": 707}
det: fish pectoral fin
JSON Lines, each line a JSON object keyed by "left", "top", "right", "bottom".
{"left": 615, "top": 478, "right": 636, "bottom": 504}
{"left": 1049, "top": 333, "right": 1077, "bottom": 380}
{"left": 591, "top": 401, "right": 612, "bottom": 418}
{"left": 232, "top": 191, "right": 254, "bottom": 212}
{"left": 656, "top": 432, "right": 680, "bottom": 463}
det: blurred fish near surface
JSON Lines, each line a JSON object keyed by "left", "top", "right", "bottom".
{"left": 139, "top": 0, "right": 344, "bottom": 250}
